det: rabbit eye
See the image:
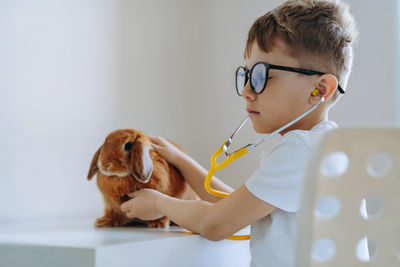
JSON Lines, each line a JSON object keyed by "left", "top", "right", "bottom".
{"left": 124, "top": 142, "right": 133, "bottom": 151}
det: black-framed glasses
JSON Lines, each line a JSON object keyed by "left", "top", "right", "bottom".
{"left": 235, "top": 62, "right": 345, "bottom": 96}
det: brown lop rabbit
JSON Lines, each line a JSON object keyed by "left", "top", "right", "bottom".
{"left": 87, "top": 129, "right": 198, "bottom": 228}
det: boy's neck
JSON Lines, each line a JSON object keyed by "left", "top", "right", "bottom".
{"left": 279, "top": 112, "right": 328, "bottom": 136}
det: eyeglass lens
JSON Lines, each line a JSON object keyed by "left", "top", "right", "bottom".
{"left": 251, "top": 63, "right": 267, "bottom": 94}
{"left": 236, "top": 67, "right": 247, "bottom": 96}
{"left": 236, "top": 63, "right": 268, "bottom": 96}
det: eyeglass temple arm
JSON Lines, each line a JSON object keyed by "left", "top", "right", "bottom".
{"left": 268, "top": 64, "right": 345, "bottom": 94}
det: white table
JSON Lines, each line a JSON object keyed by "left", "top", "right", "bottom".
{"left": 0, "top": 219, "right": 251, "bottom": 267}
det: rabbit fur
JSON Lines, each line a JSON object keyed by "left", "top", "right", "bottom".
{"left": 88, "top": 129, "right": 198, "bottom": 228}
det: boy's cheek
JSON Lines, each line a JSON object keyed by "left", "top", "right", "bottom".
{"left": 249, "top": 117, "right": 272, "bottom": 134}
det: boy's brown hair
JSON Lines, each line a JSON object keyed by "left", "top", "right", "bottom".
{"left": 245, "top": 0, "right": 358, "bottom": 103}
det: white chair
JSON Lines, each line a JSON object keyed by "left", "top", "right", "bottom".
{"left": 295, "top": 128, "right": 400, "bottom": 266}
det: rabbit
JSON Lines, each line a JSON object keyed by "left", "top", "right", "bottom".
{"left": 87, "top": 128, "right": 199, "bottom": 228}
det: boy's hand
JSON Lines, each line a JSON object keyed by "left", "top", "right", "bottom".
{"left": 150, "top": 136, "right": 184, "bottom": 166}
{"left": 120, "top": 189, "right": 165, "bottom": 221}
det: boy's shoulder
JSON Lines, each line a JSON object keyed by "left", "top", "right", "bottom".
{"left": 280, "top": 120, "right": 338, "bottom": 150}
{"left": 248, "top": 121, "right": 339, "bottom": 213}
{"left": 259, "top": 120, "right": 338, "bottom": 163}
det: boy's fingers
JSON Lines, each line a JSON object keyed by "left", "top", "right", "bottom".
{"left": 150, "top": 136, "right": 168, "bottom": 146}
{"left": 126, "top": 211, "right": 135, "bottom": 219}
{"left": 127, "top": 191, "right": 139, "bottom": 198}
{"left": 151, "top": 143, "right": 159, "bottom": 149}
{"left": 151, "top": 143, "right": 164, "bottom": 153}
{"left": 120, "top": 202, "right": 127, "bottom": 212}
{"left": 149, "top": 136, "right": 162, "bottom": 145}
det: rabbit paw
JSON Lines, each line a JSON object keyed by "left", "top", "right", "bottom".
{"left": 147, "top": 217, "right": 169, "bottom": 228}
{"left": 94, "top": 216, "right": 121, "bottom": 227}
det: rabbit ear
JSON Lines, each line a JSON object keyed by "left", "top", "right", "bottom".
{"left": 130, "top": 143, "right": 153, "bottom": 183}
{"left": 141, "top": 146, "right": 153, "bottom": 182}
{"left": 87, "top": 146, "right": 101, "bottom": 180}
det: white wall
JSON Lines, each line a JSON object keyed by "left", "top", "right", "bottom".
{"left": 0, "top": 0, "right": 203, "bottom": 221}
{"left": 0, "top": 0, "right": 121, "bottom": 221}
{"left": 1, "top": 0, "right": 398, "bottom": 222}
{"left": 331, "top": 0, "right": 399, "bottom": 124}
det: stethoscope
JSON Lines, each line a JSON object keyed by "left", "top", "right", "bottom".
{"left": 203, "top": 95, "right": 325, "bottom": 240}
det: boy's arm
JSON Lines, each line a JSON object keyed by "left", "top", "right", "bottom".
{"left": 173, "top": 152, "right": 233, "bottom": 203}
{"left": 121, "top": 184, "right": 276, "bottom": 241}
{"left": 150, "top": 136, "right": 233, "bottom": 203}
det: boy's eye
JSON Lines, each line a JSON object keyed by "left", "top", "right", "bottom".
{"left": 124, "top": 142, "right": 133, "bottom": 151}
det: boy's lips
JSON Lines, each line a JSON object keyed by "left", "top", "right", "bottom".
{"left": 247, "top": 108, "right": 260, "bottom": 115}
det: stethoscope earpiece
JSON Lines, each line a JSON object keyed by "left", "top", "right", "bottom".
{"left": 312, "top": 88, "right": 320, "bottom": 97}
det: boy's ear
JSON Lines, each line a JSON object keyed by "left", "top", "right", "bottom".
{"left": 312, "top": 74, "right": 338, "bottom": 102}
{"left": 310, "top": 74, "right": 339, "bottom": 104}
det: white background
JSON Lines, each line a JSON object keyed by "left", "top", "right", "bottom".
{"left": 1, "top": 0, "right": 399, "bottom": 222}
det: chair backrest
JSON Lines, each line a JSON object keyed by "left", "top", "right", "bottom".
{"left": 295, "top": 128, "right": 400, "bottom": 267}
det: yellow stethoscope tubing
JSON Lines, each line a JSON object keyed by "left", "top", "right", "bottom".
{"left": 205, "top": 144, "right": 248, "bottom": 198}
{"left": 204, "top": 144, "right": 250, "bottom": 240}
{"left": 203, "top": 96, "right": 325, "bottom": 241}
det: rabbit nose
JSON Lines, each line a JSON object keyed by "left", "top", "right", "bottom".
{"left": 104, "top": 163, "right": 111, "bottom": 170}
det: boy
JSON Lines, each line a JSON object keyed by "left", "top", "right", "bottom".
{"left": 120, "top": 0, "right": 358, "bottom": 266}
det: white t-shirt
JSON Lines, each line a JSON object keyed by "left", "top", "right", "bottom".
{"left": 245, "top": 120, "right": 338, "bottom": 267}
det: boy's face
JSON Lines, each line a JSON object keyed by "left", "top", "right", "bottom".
{"left": 242, "top": 39, "right": 319, "bottom": 134}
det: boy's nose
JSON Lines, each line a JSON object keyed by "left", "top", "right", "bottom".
{"left": 241, "top": 82, "right": 256, "bottom": 101}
